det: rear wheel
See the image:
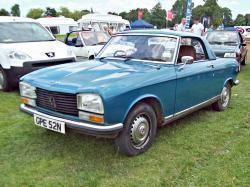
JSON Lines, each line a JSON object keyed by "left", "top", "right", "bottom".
{"left": 0, "top": 67, "right": 11, "bottom": 92}
{"left": 115, "top": 103, "right": 157, "bottom": 156}
{"left": 241, "top": 54, "right": 247, "bottom": 65}
{"left": 212, "top": 83, "right": 231, "bottom": 111}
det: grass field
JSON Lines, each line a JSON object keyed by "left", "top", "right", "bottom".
{"left": 1, "top": 64, "right": 250, "bottom": 186}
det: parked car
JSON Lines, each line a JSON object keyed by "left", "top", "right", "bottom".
{"left": 206, "top": 30, "right": 248, "bottom": 69}
{"left": 64, "top": 30, "right": 110, "bottom": 60}
{"left": 20, "top": 30, "right": 240, "bottom": 156}
{"left": 0, "top": 16, "right": 76, "bottom": 91}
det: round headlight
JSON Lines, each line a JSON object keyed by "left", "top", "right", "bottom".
{"left": 77, "top": 94, "right": 104, "bottom": 114}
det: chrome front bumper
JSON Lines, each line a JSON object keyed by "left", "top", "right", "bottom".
{"left": 20, "top": 104, "right": 123, "bottom": 136}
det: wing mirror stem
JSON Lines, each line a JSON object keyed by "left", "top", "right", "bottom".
{"left": 178, "top": 56, "right": 194, "bottom": 71}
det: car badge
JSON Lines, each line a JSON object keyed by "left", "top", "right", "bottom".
{"left": 48, "top": 96, "right": 56, "bottom": 108}
{"left": 45, "top": 52, "right": 55, "bottom": 58}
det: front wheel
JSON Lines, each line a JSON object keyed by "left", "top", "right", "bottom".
{"left": 212, "top": 83, "right": 231, "bottom": 111}
{"left": 115, "top": 103, "right": 157, "bottom": 156}
{"left": 0, "top": 67, "right": 11, "bottom": 92}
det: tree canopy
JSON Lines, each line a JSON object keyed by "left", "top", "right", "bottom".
{"left": 11, "top": 4, "right": 20, "bottom": 16}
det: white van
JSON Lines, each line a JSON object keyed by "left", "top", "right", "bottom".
{"left": 0, "top": 16, "right": 76, "bottom": 91}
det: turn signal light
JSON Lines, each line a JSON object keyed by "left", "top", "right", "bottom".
{"left": 89, "top": 115, "right": 104, "bottom": 123}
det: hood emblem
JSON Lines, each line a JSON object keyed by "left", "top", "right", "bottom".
{"left": 46, "top": 52, "right": 55, "bottom": 58}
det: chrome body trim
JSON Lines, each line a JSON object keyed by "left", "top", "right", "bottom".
{"left": 20, "top": 104, "right": 123, "bottom": 132}
{"left": 163, "top": 95, "right": 220, "bottom": 124}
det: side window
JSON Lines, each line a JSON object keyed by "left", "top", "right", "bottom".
{"left": 192, "top": 39, "right": 207, "bottom": 61}
{"left": 178, "top": 37, "right": 207, "bottom": 63}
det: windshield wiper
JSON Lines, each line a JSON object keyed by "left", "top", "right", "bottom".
{"left": 97, "top": 42, "right": 107, "bottom": 45}
{"left": 224, "top": 41, "right": 237, "bottom": 45}
{"left": 209, "top": 41, "right": 222, "bottom": 45}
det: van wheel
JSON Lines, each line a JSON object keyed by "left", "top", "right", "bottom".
{"left": 0, "top": 67, "right": 11, "bottom": 91}
{"left": 212, "top": 83, "right": 231, "bottom": 111}
{"left": 115, "top": 103, "right": 157, "bottom": 156}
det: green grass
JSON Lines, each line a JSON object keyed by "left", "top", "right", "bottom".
{"left": 1, "top": 65, "right": 250, "bottom": 187}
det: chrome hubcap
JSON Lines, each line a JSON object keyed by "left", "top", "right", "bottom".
{"left": 0, "top": 71, "right": 4, "bottom": 89}
{"left": 221, "top": 87, "right": 230, "bottom": 107}
{"left": 130, "top": 115, "right": 150, "bottom": 148}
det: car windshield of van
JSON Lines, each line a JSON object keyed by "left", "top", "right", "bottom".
{"left": 207, "top": 31, "right": 238, "bottom": 46}
{"left": 97, "top": 35, "right": 177, "bottom": 63}
{"left": 81, "top": 31, "right": 110, "bottom": 46}
{"left": 0, "top": 22, "right": 55, "bottom": 43}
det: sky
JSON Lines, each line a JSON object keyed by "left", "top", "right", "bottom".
{"left": 0, "top": 0, "right": 248, "bottom": 19}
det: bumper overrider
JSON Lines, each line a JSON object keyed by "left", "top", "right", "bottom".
{"left": 20, "top": 104, "right": 123, "bottom": 137}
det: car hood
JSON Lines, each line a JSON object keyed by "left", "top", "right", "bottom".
{"left": 0, "top": 40, "right": 73, "bottom": 61}
{"left": 21, "top": 59, "right": 172, "bottom": 98}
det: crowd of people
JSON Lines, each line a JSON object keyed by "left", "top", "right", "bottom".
{"left": 174, "top": 17, "right": 206, "bottom": 36}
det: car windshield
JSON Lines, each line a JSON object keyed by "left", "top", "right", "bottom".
{"left": 207, "top": 31, "right": 238, "bottom": 46}
{"left": 0, "top": 22, "right": 54, "bottom": 43}
{"left": 81, "top": 31, "right": 110, "bottom": 46}
{"left": 97, "top": 35, "right": 177, "bottom": 63}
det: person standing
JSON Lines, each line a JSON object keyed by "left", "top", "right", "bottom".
{"left": 191, "top": 17, "right": 205, "bottom": 36}
{"left": 177, "top": 18, "right": 187, "bottom": 32}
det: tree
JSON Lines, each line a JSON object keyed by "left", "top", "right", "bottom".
{"left": 171, "top": 0, "right": 188, "bottom": 25}
{"left": 0, "top": 9, "right": 10, "bottom": 16}
{"left": 57, "top": 7, "right": 71, "bottom": 18}
{"left": 150, "top": 3, "right": 166, "bottom": 28}
{"left": 245, "top": 14, "right": 250, "bottom": 26}
{"left": 11, "top": 4, "right": 20, "bottom": 16}
{"left": 234, "top": 14, "right": 245, "bottom": 26}
{"left": 221, "top": 7, "right": 233, "bottom": 26}
{"left": 26, "top": 8, "right": 44, "bottom": 19}
{"left": 44, "top": 7, "right": 57, "bottom": 17}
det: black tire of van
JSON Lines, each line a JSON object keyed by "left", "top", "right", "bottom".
{"left": 0, "top": 67, "right": 12, "bottom": 92}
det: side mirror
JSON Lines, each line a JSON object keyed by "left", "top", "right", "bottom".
{"left": 178, "top": 56, "right": 194, "bottom": 71}
{"left": 181, "top": 56, "right": 194, "bottom": 64}
{"left": 241, "top": 43, "right": 247, "bottom": 47}
{"left": 75, "top": 44, "right": 84, "bottom": 47}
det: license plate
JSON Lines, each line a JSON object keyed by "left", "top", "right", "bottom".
{"left": 34, "top": 114, "right": 65, "bottom": 134}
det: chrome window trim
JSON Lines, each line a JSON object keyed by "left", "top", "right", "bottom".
{"left": 97, "top": 34, "right": 180, "bottom": 65}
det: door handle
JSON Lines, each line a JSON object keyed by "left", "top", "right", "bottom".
{"left": 207, "top": 64, "right": 214, "bottom": 68}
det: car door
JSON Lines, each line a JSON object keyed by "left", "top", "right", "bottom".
{"left": 175, "top": 37, "right": 216, "bottom": 113}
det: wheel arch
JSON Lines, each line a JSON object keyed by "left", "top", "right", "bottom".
{"left": 224, "top": 78, "right": 235, "bottom": 88}
{"left": 123, "top": 95, "right": 165, "bottom": 126}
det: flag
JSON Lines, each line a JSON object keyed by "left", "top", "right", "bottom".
{"left": 185, "top": 0, "right": 192, "bottom": 29}
{"left": 166, "top": 10, "right": 173, "bottom": 21}
{"left": 138, "top": 8, "right": 143, "bottom": 20}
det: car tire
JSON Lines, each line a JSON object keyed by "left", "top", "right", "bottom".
{"left": 212, "top": 83, "right": 231, "bottom": 111}
{"left": 241, "top": 54, "right": 247, "bottom": 65}
{"left": 0, "top": 67, "right": 12, "bottom": 92}
{"left": 115, "top": 103, "right": 157, "bottom": 156}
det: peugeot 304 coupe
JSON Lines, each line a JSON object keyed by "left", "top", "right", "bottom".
{"left": 20, "top": 30, "right": 240, "bottom": 156}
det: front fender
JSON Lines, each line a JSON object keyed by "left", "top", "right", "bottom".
{"left": 0, "top": 53, "right": 11, "bottom": 69}
{"left": 122, "top": 94, "right": 165, "bottom": 123}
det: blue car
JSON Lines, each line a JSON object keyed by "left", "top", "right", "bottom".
{"left": 20, "top": 30, "right": 240, "bottom": 156}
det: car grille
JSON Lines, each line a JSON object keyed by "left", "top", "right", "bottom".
{"left": 36, "top": 88, "right": 78, "bottom": 116}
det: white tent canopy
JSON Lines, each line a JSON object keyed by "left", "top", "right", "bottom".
{"left": 78, "top": 13, "right": 130, "bottom": 32}
{"left": 37, "top": 16, "right": 78, "bottom": 35}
